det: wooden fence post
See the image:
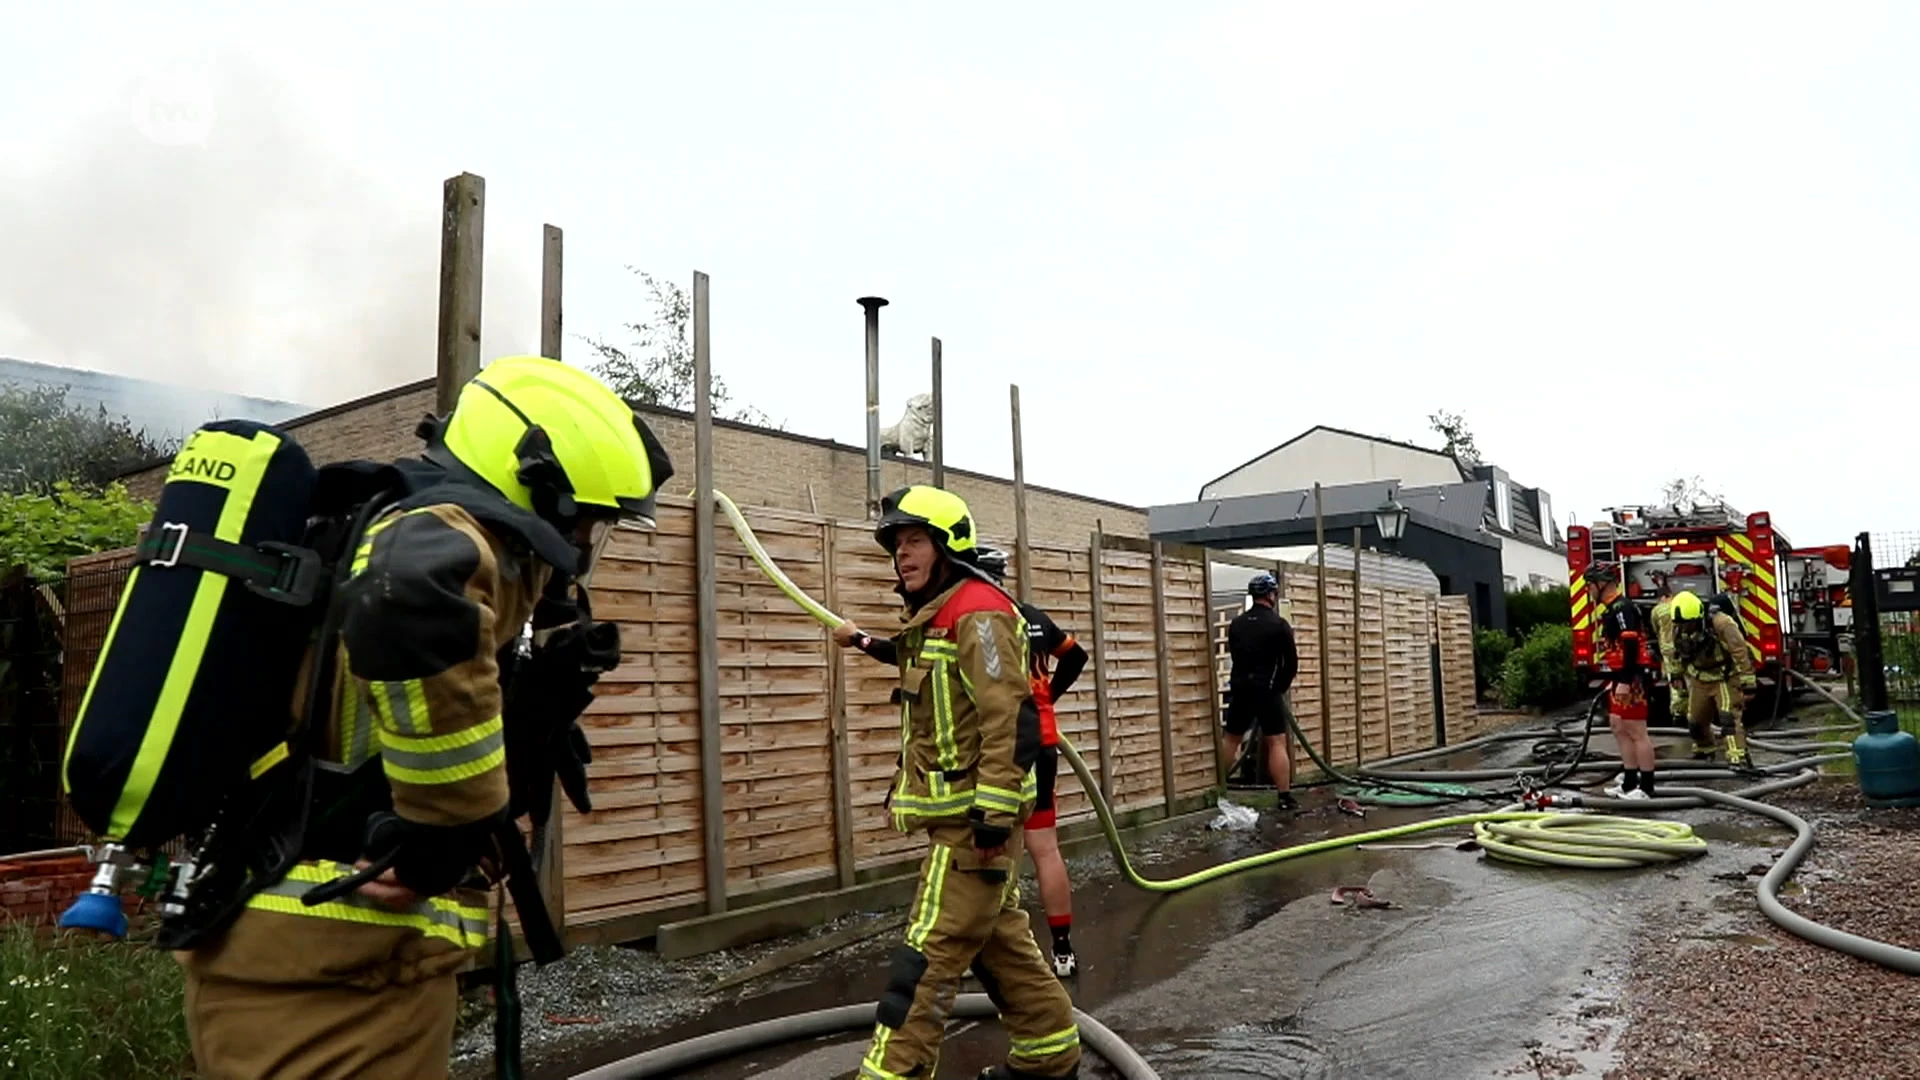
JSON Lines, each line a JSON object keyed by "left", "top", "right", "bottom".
{"left": 1202, "top": 556, "right": 1225, "bottom": 788}
{"left": 540, "top": 225, "right": 563, "bottom": 360}
{"left": 1313, "top": 484, "right": 1332, "bottom": 770}
{"left": 693, "top": 270, "right": 727, "bottom": 915}
{"left": 1150, "top": 542, "right": 1177, "bottom": 813}
{"left": 931, "top": 338, "right": 945, "bottom": 489}
{"left": 1010, "top": 385, "right": 1032, "bottom": 604}
{"left": 1352, "top": 527, "right": 1364, "bottom": 767}
{"left": 1088, "top": 523, "right": 1113, "bottom": 800}
{"left": 435, "top": 172, "right": 485, "bottom": 416}
{"left": 536, "top": 223, "right": 565, "bottom": 929}
{"left": 822, "top": 521, "right": 857, "bottom": 889}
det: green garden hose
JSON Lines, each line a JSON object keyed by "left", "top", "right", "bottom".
{"left": 1334, "top": 781, "right": 1481, "bottom": 806}
{"left": 710, "top": 490, "right": 1710, "bottom": 892}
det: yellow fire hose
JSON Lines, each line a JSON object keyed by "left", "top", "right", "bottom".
{"left": 710, "top": 490, "right": 1709, "bottom": 885}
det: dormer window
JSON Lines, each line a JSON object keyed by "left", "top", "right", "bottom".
{"left": 1495, "top": 480, "right": 1513, "bottom": 531}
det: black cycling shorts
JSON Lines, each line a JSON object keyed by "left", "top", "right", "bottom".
{"left": 1223, "top": 691, "right": 1294, "bottom": 738}
{"left": 1028, "top": 744, "right": 1059, "bottom": 829}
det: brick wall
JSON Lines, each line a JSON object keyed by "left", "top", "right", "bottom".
{"left": 121, "top": 380, "right": 1145, "bottom": 548}
{"left": 0, "top": 852, "right": 106, "bottom": 929}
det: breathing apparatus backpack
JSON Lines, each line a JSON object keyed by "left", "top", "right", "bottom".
{"left": 57, "top": 419, "right": 578, "bottom": 967}
{"left": 58, "top": 419, "right": 406, "bottom": 943}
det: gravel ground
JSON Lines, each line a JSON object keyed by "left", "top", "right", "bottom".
{"left": 1607, "top": 778, "right": 1920, "bottom": 1080}
{"left": 446, "top": 825, "right": 1207, "bottom": 1080}
{"left": 447, "top": 908, "right": 901, "bottom": 1080}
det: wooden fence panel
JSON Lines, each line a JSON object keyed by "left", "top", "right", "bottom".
{"left": 1096, "top": 549, "right": 1163, "bottom": 813}
{"left": 1162, "top": 555, "right": 1216, "bottom": 798}
{"left": 1025, "top": 546, "right": 1099, "bottom": 828}
{"left": 1438, "top": 597, "right": 1478, "bottom": 742}
{"left": 566, "top": 504, "right": 707, "bottom": 922}
{"left": 836, "top": 522, "right": 923, "bottom": 873}
{"left": 712, "top": 508, "right": 837, "bottom": 896}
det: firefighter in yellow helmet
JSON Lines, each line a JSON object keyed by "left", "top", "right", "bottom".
{"left": 1669, "top": 589, "right": 1758, "bottom": 766}
{"left": 859, "top": 485, "right": 1082, "bottom": 1080}
{"left": 178, "top": 356, "right": 672, "bottom": 1080}
{"left": 1647, "top": 572, "right": 1687, "bottom": 729}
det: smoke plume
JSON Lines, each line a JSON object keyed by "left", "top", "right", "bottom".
{"left": 0, "top": 54, "right": 535, "bottom": 410}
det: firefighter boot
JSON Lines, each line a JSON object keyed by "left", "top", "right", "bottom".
{"left": 980, "top": 1066, "right": 1078, "bottom": 1080}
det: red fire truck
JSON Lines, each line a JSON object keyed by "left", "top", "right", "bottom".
{"left": 1567, "top": 504, "right": 1846, "bottom": 719}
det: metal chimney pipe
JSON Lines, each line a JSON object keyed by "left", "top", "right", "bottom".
{"left": 858, "top": 297, "right": 889, "bottom": 518}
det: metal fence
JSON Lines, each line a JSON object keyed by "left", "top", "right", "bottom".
{"left": 0, "top": 560, "right": 133, "bottom": 853}
{"left": 1866, "top": 531, "right": 1920, "bottom": 718}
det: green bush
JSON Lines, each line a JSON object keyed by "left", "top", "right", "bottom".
{"left": 1499, "top": 624, "right": 1581, "bottom": 709}
{"left": 0, "top": 481, "right": 152, "bottom": 581}
{"left": 1506, "top": 586, "right": 1571, "bottom": 641}
{"left": 0, "top": 925, "right": 191, "bottom": 1080}
{"left": 1473, "top": 628, "right": 1513, "bottom": 698}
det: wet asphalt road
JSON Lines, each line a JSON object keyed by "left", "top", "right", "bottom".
{"left": 548, "top": 731, "right": 1792, "bottom": 1079}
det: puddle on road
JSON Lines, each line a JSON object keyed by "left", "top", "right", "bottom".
{"left": 1134, "top": 1017, "right": 1339, "bottom": 1079}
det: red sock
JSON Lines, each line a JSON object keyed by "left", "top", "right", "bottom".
{"left": 1048, "top": 915, "right": 1072, "bottom": 951}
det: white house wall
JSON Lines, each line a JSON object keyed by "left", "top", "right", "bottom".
{"left": 1201, "top": 428, "right": 1463, "bottom": 498}
{"left": 1501, "top": 535, "right": 1571, "bottom": 592}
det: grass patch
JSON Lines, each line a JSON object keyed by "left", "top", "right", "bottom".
{"left": 0, "top": 923, "right": 192, "bottom": 1079}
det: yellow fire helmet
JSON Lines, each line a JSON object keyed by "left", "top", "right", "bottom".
{"left": 438, "top": 355, "right": 674, "bottom": 531}
{"left": 874, "top": 485, "right": 978, "bottom": 559}
{"left": 1671, "top": 590, "right": 1705, "bottom": 621}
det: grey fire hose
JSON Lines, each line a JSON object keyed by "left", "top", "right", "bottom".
{"left": 568, "top": 994, "right": 1159, "bottom": 1079}
{"left": 1573, "top": 780, "right": 1920, "bottom": 975}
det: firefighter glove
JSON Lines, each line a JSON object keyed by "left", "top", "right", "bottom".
{"left": 504, "top": 618, "right": 620, "bottom": 822}
{"left": 362, "top": 811, "right": 497, "bottom": 898}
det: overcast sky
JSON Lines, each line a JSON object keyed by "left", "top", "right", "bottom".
{"left": 3, "top": 2, "right": 1916, "bottom": 548}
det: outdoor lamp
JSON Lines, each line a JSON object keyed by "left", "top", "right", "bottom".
{"left": 1375, "top": 494, "right": 1410, "bottom": 544}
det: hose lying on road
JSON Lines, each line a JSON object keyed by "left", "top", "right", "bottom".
{"left": 1572, "top": 780, "right": 1920, "bottom": 976}
{"left": 568, "top": 994, "right": 1160, "bottom": 1080}
{"left": 1470, "top": 815, "right": 1707, "bottom": 869}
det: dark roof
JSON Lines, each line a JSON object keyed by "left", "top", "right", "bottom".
{"left": 1148, "top": 478, "right": 1500, "bottom": 550}
{"left": 1196, "top": 424, "right": 1468, "bottom": 498}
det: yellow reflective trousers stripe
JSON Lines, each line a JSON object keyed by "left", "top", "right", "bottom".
{"left": 1011, "top": 1024, "right": 1082, "bottom": 1063}
{"left": 861, "top": 846, "right": 953, "bottom": 1079}
{"left": 246, "top": 861, "right": 490, "bottom": 949}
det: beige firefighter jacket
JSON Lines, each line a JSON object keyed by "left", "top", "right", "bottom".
{"left": 885, "top": 575, "right": 1042, "bottom": 866}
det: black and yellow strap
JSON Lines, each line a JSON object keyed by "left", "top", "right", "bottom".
{"left": 137, "top": 522, "right": 324, "bottom": 606}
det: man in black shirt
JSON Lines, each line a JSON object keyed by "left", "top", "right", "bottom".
{"left": 1225, "top": 572, "right": 1300, "bottom": 811}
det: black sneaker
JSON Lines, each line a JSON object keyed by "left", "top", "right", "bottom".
{"left": 1276, "top": 792, "right": 1300, "bottom": 813}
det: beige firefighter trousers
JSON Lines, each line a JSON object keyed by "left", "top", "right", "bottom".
{"left": 860, "top": 823, "right": 1082, "bottom": 1078}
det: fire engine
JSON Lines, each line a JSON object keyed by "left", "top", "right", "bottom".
{"left": 1567, "top": 503, "right": 1850, "bottom": 718}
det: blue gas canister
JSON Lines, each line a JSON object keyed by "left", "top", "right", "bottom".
{"left": 1852, "top": 710, "right": 1920, "bottom": 808}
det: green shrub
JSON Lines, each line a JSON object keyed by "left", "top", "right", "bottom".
{"left": 0, "top": 925, "right": 191, "bottom": 1080}
{"left": 1506, "top": 586, "right": 1571, "bottom": 641}
{"left": 0, "top": 481, "right": 152, "bottom": 581}
{"left": 1499, "top": 624, "right": 1581, "bottom": 709}
{"left": 1473, "top": 628, "right": 1513, "bottom": 698}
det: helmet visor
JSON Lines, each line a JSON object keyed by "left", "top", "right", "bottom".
{"left": 575, "top": 517, "right": 616, "bottom": 588}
